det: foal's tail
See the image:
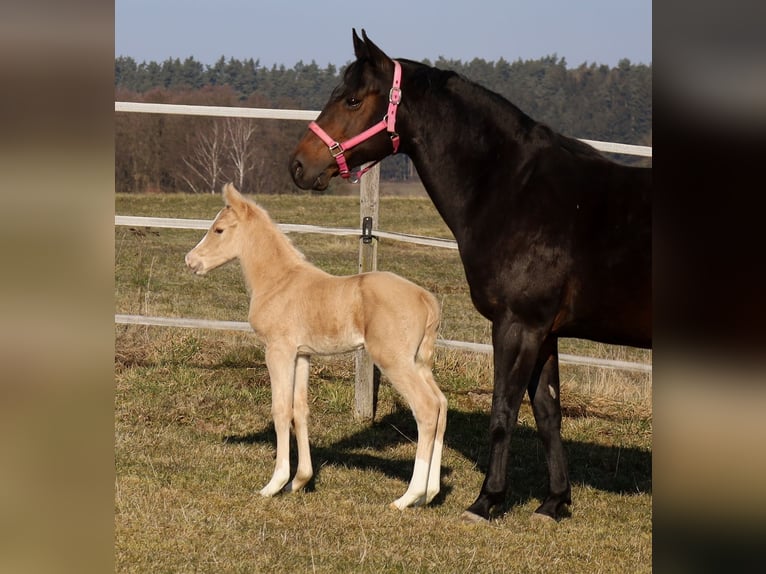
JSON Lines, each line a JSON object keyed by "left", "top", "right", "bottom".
{"left": 416, "top": 291, "right": 441, "bottom": 369}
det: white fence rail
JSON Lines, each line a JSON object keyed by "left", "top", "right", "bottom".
{"left": 115, "top": 215, "right": 460, "bottom": 250}
{"left": 114, "top": 102, "right": 653, "bottom": 158}
{"left": 115, "top": 101, "right": 652, "bottom": 383}
{"left": 115, "top": 313, "right": 652, "bottom": 373}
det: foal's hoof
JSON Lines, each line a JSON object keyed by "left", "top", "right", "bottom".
{"left": 460, "top": 510, "right": 489, "bottom": 524}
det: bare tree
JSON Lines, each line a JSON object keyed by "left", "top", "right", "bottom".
{"left": 182, "top": 120, "right": 225, "bottom": 194}
{"left": 225, "top": 118, "right": 256, "bottom": 191}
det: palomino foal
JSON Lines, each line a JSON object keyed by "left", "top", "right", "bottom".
{"left": 185, "top": 183, "right": 447, "bottom": 509}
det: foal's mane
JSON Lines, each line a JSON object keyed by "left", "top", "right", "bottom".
{"left": 239, "top": 197, "right": 306, "bottom": 263}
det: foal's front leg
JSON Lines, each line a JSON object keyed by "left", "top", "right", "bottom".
{"left": 260, "top": 345, "right": 297, "bottom": 497}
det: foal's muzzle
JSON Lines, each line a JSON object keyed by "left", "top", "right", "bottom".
{"left": 185, "top": 252, "right": 206, "bottom": 275}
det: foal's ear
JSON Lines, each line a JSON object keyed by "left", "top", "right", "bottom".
{"left": 222, "top": 183, "right": 245, "bottom": 210}
{"left": 354, "top": 28, "right": 390, "bottom": 68}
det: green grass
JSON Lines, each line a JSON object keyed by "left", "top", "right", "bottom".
{"left": 115, "top": 192, "right": 651, "bottom": 573}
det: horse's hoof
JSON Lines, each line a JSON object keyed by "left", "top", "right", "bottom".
{"left": 460, "top": 510, "right": 489, "bottom": 524}
{"left": 530, "top": 511, "right": 557, "bottom": 525}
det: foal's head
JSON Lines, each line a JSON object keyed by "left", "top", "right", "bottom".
{"left": 185, "top": 183, "right": 248, "bottom": 275}
{"left": 289, "top": 29, "right": 399, "bottom": 191}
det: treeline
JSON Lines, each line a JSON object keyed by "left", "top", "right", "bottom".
{"left": 115, "top": 55, "right": 651, "bottom": 194}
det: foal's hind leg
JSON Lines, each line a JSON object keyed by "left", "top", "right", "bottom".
{"left": 382, "top": 363, "right": 442, "bottom": 509}
{"left": 420, "top": 366, "right": 447, "bottom": 504}
{"left": 285, "top": 355, "right": 313, "bottom": 493}
{"left": 260, "top": 346, "right": 296, "bottom": 497}
{"left": 528, "top": 339, "right": 571, "bottom": 520}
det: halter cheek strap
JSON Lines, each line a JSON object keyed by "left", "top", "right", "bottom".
{"left": 309, "top": 60, "right": 402, "bottom": 182}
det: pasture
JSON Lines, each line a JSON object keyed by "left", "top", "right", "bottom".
{"left": 115, "top": 191, "right": 652, "bottom": 572}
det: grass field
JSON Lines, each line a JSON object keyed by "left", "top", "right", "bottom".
{"left": 115, "top": 191, "right": 652, "bottom": 572}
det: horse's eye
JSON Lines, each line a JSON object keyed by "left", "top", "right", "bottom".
{"left": 345, "top": 96, "right": 362, "bottom": 109}
{"left": 214, "top": 228, "right": 224, "bottom": 234}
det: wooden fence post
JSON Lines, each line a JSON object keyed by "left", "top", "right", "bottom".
{"left": 354, "top": 164, "right": 381, "bottom": 421}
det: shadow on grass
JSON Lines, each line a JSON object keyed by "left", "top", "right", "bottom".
{"left": 223, "top": 406, "right": 455, "bottom": 505}
{"left": 223, "top": 405, "right": 651, "bottom": 515}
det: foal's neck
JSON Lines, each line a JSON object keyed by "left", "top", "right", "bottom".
{"left": 237, "top": 208, "right": 307, "bottom": 296}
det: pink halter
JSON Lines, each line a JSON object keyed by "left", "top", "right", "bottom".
{"left": 308, "top": 60, "right": 402, "bottom": 182}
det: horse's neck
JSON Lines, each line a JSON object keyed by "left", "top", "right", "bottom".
{"left": 238, "top": 213, "right": 306, "bottom": 296}
{"left": 399, "top": 72, "right": 532, "bottom": 241}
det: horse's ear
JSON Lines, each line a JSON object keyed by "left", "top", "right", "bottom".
{"left": 222, "top": 183, "right": 244, "bottom": 209}
{"left": 353, "top": 28, "right": 390, "bottom": 69}
{"left": 352, "top": 28, "right": 366, "bottom": 59}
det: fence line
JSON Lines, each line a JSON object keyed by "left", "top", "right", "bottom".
{"left": 114, "top": 101, "right": 318, "bottom": 121}
{"left": 115, "top": 314, "right": 652, "bottom": 373}
{"left": 115, "top": 215, "right": 460, "bottom": 250}
{"left": 114, "top": 221, "right": 649, "bottom": 373}
{"left": 114, "top": 102, "right": 653, "bottom": 158}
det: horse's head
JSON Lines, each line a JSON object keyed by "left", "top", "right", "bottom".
{"left": 185, "top": 183, "right": 246, "bottom": 275}
{"left": 290, "top": 29, "right": 400, "bottom": 190}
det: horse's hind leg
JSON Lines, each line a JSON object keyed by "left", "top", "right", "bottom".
{"left": 260, "top": 345, "right": 296, "bottom": 497}
{"left": 528, "top": 339, "right": 571, "bottom": 520}
{"left": 286, "top": 355, "right": 313, "bottom": 493}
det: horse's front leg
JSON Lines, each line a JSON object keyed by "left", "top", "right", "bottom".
{"left": 527, "top": 337, "right": 571, "bottom": 520}
{"left": 462, "top": 318, "right": 544, "bottom": 523}
{"left": 259, "top": 345, "right": 297, "bottom": 497}
{"left": 285, "top": 355, "right": 313, "bottom": 493}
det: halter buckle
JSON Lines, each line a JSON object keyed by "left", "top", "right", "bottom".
{"left": 328, "top": 142, "right": 344, "bottom": 158}
{"left": 389, "top": 86, "right": 402, "bottom": 105}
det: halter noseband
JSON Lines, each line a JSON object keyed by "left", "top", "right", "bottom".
{"left": 308, "top": 60, "right": 402, "bottom": 182}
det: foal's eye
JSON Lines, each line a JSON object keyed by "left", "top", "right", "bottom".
{"left": 345, "top": 96, "right": 362, "bottom": 109}
{"left": 214, "top": 228, "right": 224, "bottom": 234}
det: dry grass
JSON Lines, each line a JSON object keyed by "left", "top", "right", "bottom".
{"left": 115, "top": 192, "right": 651, "bottom": 572}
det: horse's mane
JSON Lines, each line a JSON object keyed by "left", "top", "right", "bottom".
{"left": 337, "top": 55, "right": 606, "bottom": 162}
{"left": 400, "top": 58, "right": 606, "bottom": 161}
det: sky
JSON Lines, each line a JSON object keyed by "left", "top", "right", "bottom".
{"left": 115, "top": 0, "right": 651, "bottom": 69}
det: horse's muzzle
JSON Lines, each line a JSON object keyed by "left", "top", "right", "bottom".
{"left": 289, "top": 155, "right": 332, "bottom": 191}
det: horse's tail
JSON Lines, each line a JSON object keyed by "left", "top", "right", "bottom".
{"left": 415, "top": 290, "right": 441, "bottom": 369}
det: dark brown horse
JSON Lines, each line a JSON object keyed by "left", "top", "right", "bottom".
{"left": 289, "top": 29, "right": 651, "bottom": 523}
